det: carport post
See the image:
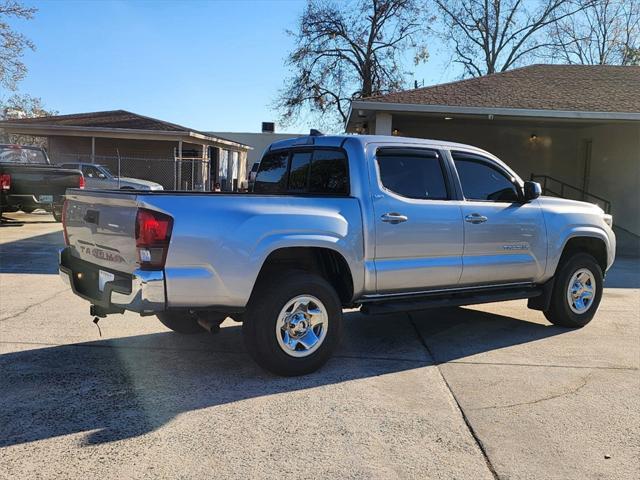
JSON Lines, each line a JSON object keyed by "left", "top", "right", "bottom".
{"left": 91, "top": 137, "right": 95, "bottom": 163}
{"left": 177, "top": 140, "right": 183, "bottom": 191}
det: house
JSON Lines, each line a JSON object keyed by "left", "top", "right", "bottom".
{"left": 346, "top": 64, "right": 640, "bottom": 250}
{"left": 208, "top": 130, "right": 304, "bottom": 169}
{"left": 0, "top": 110, "right": 251, "bottom": 191}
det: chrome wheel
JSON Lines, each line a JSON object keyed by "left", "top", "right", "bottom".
{"left": 566, "top": 268, "right": 596, "bottom": 314}
{"left": 275, "top": 295, "right": 328, "bottom": 358}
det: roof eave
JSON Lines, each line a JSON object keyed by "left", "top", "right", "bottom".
{"left": 348, "top": 100, "right": 640, "bottom": 123}
{"left": 0, "top": 123, "right": 251, "bottom": 150}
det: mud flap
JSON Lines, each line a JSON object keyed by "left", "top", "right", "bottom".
{"left": 527, "top": 278, "right": 554, "bottom": 311}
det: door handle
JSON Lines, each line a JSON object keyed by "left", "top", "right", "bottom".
{"left": 381, "top": 212, "right": 408, "bottom": 224}
{"left": 465, "top": 213, "right": 488, "bottom": 224}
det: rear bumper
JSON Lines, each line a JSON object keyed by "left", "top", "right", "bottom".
{"left": 59, "top": 247, "right": 165, "bottom": 315}
{"left": 6, "top": 194, "right": 65, "bottom": 209}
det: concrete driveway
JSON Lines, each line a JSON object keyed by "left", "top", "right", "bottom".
{"left": 1, "top": 212, "right": 638, "bottom": 480}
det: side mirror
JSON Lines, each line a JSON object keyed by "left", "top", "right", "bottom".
{"left": 523, "top": 181, "right": 542, "bottom": 201}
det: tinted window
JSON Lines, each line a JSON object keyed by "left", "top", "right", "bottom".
{"left": 0, "top": 146, "right": 47, "bottom": 164}
{"left": 254, "top": 152, "right": 289, "bottom": 193}
{"left": 81, "top": 165, "right": 102, "bottom": 178}
{"left": 377, "top": 151, "right": 448, "bottom": 200}
{"left": 288, "top": 152, "right": 311, "bottom": 191}
{"left": 454, "top": 155, "right": 519, "bottom": 202}
{"left": 308, "top": 150, "right": 348, "bottom": 194}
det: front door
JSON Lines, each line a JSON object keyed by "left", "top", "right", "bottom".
{"left": 372, "top": 147, "right": 464, "bottom": 293}
{"left": 451, "top": 152, "right": 546, "bottom": 285}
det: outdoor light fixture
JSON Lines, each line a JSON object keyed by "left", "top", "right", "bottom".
{"left": 530, "top": 134, "right": 538, "bottom": 142}
{"left": 392, "top": 128, "right": 400, "bottom": 136}
{"left": 444, "top": 117, "right": 453, "bottom": 120}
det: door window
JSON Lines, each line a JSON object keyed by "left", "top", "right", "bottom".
{"left": 377, "top": 150, "right": 449, "bottom": 200}
{"left": 453, "top": 154, "right": 520, "bottom": 202}
{"left": 81, "top": 165, "right": 102, "bottom": 178}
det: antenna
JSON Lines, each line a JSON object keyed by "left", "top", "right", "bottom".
{"left": 309, "top": 129, "right": 324, "bottom": 137}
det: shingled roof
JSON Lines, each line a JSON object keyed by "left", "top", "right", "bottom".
{"left": 0, "top": 110, "right": 250, "bottom": 149}
{"left": 362, "top": 65, "right": 640, "bottom": 113}
{"left": 4, "top": 109, "right": 199, "bottom": 133}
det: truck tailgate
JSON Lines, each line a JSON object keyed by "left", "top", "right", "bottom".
{"left": 64, "top": 189, "right": 141, "bottom": 274}
{"left": 1, "top": 164, "right": 82, "bottom": 196}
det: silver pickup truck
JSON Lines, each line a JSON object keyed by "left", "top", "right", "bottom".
{"left": 59, "top": 134, "right": 615, "bottom": 376}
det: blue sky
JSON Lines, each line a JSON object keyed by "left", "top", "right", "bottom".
{"left": 12, "top": 0, "right": 453, "bottom": 133}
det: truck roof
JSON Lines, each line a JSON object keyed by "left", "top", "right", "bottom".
{"left": 267, "top": 134, "right": 495, "bottom": 157}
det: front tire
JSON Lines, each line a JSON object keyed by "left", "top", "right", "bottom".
{"left": 544, "top": 253, "right": 603, "bottom": 328}
{"left": 243, "top": 271, "right": 343, "bottom": 376}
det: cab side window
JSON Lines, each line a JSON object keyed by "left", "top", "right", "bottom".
{"left": 377, "top": 149, "right": 449, "bottom": 200}
{"left": 453, "top": 153, "right": 520, "bottom": 202}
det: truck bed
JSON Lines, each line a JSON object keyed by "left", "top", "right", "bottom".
{"left": 62, "top": 188, "right": 365, "bottom": 309}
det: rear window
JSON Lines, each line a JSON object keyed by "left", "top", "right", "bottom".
{"left": 308, "top": 150, "right": 348, "bottom": 194}
{"left": 0, "top": 146, "right": 48, "bottom": 164}
{"left": 253, "top": 151, "right": 289, "bottom": 193}
{"left": 253, "top": 149, "right": 348, "bottom": 195}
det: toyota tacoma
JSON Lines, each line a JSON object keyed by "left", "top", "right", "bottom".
{"left": 59, "top": 134, "right": 616, "bottom": 376}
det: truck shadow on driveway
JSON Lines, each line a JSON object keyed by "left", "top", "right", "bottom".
{"left": 0, "top": 308, "right": 569, "bottom": 447}
{"left": 0, "top": 230, "right": 64, "bottom": 274}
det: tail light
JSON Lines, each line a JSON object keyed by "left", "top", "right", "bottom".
{"left": 0, "top": 173, "right": 10, "bottom": 191}
{"left": 78, "top": 174, "right": 85, "bottom": 189}
{"left": 62, "top": 200, "right": 69, "bottom": 245}
{"left": 135, "top": 208, "right": 173, "bottom": 270}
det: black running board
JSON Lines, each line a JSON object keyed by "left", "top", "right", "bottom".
{"left": 360, "top": 286, "right": 543, "bottom": 315}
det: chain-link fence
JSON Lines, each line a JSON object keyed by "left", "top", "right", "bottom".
{"left": 51, "top": 153, "right": 210, "bottom": 191}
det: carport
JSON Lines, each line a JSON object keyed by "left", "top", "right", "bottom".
{"left": 0, "top": 110, "right": 251, "bottom": 191}
{"left": 346, "top": 65, "right": 640, "bottom": 252}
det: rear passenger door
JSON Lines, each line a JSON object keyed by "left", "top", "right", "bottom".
{"left": 371, "top": 148, "right": 464, "bottom": 293}
{"left": 451, "top": 152, "right": 546, "bottom": 285}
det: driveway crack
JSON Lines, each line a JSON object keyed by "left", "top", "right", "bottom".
{"left": 0, "top": 287, "right": 70, "bottom": 322}
{"left": 472, "top": 373, "right": 591, "bottom": 411}
{"left": 407, "top": 313, "right": 500, "bottom": 480}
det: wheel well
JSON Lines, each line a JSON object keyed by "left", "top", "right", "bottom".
{"left": 560, "top": 236, "right": 607, "bottom": 273}
{"left": 256, "top": 247, "right": 354, "bottom": 306}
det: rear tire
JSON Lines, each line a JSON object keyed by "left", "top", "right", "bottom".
{"left": 243, "top": 271, "right": 342, "bottom": 376}
{"left": 544, "top": 253, "right": 603, "bottom": 328}
{"left": 157, "top": 312, "right": 206, "bottom": 334}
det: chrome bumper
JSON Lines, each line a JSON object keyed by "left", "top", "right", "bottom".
{"left": 59, "top": 247, "right": 165, "bottom": 315}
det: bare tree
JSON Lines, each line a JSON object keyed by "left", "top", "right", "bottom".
{"left": 0, "top": 0, "right": 36, "bottom": 91}
{"left": 0, "top": 94, "right": 56, "bottom": 145}
{"left": 276, "top": 0, "right": 425, "bottom": 129}
{"left": 433, "top": 0, "right": 590, "bottom": 76}
{"left": 546, "top": 0, "right": 639, "bottom": 65}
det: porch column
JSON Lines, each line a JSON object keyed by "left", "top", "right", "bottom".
{"left": 226, "top": 150, "right": 235, "bottom": 191}
{"left": 91, "top": 137, "right": 95, "bottom": 163}
{"left": 374, "top": 112, "right": 392, "bottom": 135}
{"left": 238, "top": 150, "right": 248, "bottom": 190}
